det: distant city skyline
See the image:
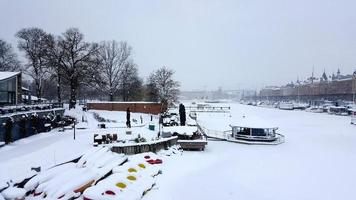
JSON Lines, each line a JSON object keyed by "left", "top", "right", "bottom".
{"left": 1, "top": 0, "right": 356, "bottom": 90}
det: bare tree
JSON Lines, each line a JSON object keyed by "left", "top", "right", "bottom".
{"left": 147, "top": 66, "right": 180, "bottom": 107}
{"left": 119, "top": 61, "right": 142, "bottom": 101}
{"left": 97, "top": 41, "right": 132, "bottom": 101}
{"left": 58, "top": 28, "right": 100, "bottom": 109}
{"left": 0, "top": 39, "right": 21, "bottom": 71}
{"left": 16, "top": 28, "right": 52, "bottom": 101}
{"left": 44, "top": 35, "right": 64, "bottom": 103}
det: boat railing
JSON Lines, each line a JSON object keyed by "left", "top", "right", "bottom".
{"left": 197, "top": 123, "right": 230, "bottom": 140}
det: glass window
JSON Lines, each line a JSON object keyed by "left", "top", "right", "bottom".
{"left": 0, "top": 81, "right": 7, "bottom": 91}
{"left": 252, "top": 128, "right": 266, "bottom": 136}
{"left": 0, "top": 92, "right": 8, "bottom": 103}
{"left": 7, "top": 78, "right": 16, "bottom": 91}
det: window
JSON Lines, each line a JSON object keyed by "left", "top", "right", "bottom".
{"left": 0, "top": 92, "right": 8, "bottom": 103}
{"left": 7, "top": 78, "right": 16, "bottom": 91}
{"left": 0, "top": 81, "right": 7, "bottom": 91}
{"left": 251, "top": 128, "right": 266, "bottom": 136}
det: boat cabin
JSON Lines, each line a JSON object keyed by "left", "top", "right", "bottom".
{"left": 231, "top": 126, "right": 278, "bottom": 142}
{"left": 328, "top": 106, "right": 349, "bottom": 116}
{"left": 229, "top": 116, "right": 283, "bottom": 143}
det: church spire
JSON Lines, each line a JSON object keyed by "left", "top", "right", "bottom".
{"left": 322, "top": 68, "right": 328, "bottom": 82}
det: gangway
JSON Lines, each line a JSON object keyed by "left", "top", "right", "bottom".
{"left": 197, "top": 123, "right": 230, "bottom": 141}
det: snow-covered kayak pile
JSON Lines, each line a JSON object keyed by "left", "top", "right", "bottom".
{"left": 0, "top": 147, "right": 127, "bottom": 200}
{"left": 0, "top": 147, "right": 170, "bottom": 200}
{"left": 83, "top": 152, "right": 163, "bottom": 200}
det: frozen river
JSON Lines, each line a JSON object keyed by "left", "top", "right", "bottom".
{"left": 1, "top": 103, "right": 355, "bottom": 200}
{"left": 145, "top": 103, "right": 356, "bottom": 200}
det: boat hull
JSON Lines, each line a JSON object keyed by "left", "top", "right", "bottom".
{"left": 227, "top": 133, "right": 285, "bottom": 145}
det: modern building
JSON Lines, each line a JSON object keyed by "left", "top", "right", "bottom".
{"left": 0, "top": 72, "right": 22, "bottom": 106}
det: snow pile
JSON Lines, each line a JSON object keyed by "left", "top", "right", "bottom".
{"left": 1, "top": 187, "right": 26, "bottom": 200}
{"left": 162, "top": 126, "right": 197, "bottom": 136}
{"left": 83, "top": 152, "right": 163, "bottom": 200}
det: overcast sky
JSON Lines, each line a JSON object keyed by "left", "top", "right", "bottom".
{"left": 1, "top": 0, "right": 356, "bottom": 90}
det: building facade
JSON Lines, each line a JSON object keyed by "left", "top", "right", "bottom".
{"left": 260, "top": 70, "right": 356, "bottom": 102}
{"left": 0, "top": 72, "right": 22, "bottom": 106}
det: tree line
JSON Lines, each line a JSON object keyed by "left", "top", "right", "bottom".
{"left": 0, "top": 27, "right": 180, "bottom": 109}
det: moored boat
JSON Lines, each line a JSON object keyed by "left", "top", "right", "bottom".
{"left": 279, "top": 102, "right": 294, "bottom": 110}
{"left": 306, "top": 106, "right": 324, "bottom": 113}
{"left": 328, "top": 106, "right": 349, "bottom": 116}
{"left": 227, "top": 116, "right": 285, "bottom": 145}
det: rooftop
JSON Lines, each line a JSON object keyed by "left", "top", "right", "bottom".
{"left": 230, "top": 115, "right": 278, "bottom": 129}
{"left": 0, "top": 71, "right": 21, "bottom": 81}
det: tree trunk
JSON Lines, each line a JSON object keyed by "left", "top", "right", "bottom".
{"left": 109, "top": 93, "right": 114, "bottom": 101}
{"left": 69, "top": 81, "right": 77, "bottom": 109}
{"left": 35, "top": 79, "right": 42, "bottom": 104}
{"left": 57, "top": 75, "right": 62, "bottom": 103}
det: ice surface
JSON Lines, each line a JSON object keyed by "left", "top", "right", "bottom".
{"left": 1, "top": 103, "right": 356, "bottom": 200}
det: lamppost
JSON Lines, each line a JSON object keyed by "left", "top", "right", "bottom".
{"left": 73, "top": 118, "right": 76, "bottom": 140}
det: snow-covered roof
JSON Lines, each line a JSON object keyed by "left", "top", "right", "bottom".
{"left": 230, "top": 116, "right": 278, "bottom": 129}
{"left": 21, "top": 87, "right": 29, "bottom": 91}
{"left": 21, "top": 95, "right": 47, "bottom": 101}
{"left": 0, "top": 71, "right": 20, "bottom": 81}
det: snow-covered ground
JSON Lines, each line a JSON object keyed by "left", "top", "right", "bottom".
{"left": 145, "top": 103, "right": 356, "bottom": 200}
{"left": 0, "top": 107, "right": 160, "bottom": 184}
{"left": 1, "top": 103, "right": 356, "bottom": 200}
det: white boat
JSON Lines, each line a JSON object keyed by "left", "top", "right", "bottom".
{"left": 227, "top": 116, "right": 285, "bottom": 145}
{"left": 328, "top": 106, "right": 349, "bottom": 116}
{"left": 279, "top": 102, "right": 294, "bottom": 110}
{"left": 293, "top": 102, "right": 309, "bottom": 110}
{"left": 306, "top": 106, "right": 324, "bottom": 113}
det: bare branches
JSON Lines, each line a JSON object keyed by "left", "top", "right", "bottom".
{"left": 57, "top": 28, "right": 100, "bottom": 108}
{"left": 16, "top": 27, "right": 52, "bottom": 101}
{"left": 0, "top": 39, "right": 21, "bottom": 71}
{"left": 119, "top": 60, "right": 142, "bottom": 101}
{"left": 147, "top": 66, "right": 180, "bottom": 106}
{"left": 12, "top": 26, "right": 180, "bottom": 106}
{"left": 97, "top": 40, "right": 132, "bottom": 101}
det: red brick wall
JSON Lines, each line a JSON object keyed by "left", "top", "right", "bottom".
{"left": 87, "top": 102, "right": 164, "bottom": 115}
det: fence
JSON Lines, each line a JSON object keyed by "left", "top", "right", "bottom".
{"left": 0, "top": 108, "right": 65, "bottom": 143}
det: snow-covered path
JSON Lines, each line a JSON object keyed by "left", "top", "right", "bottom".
{"left": 145, "top": 104, "right": 356, "bottom": 200}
